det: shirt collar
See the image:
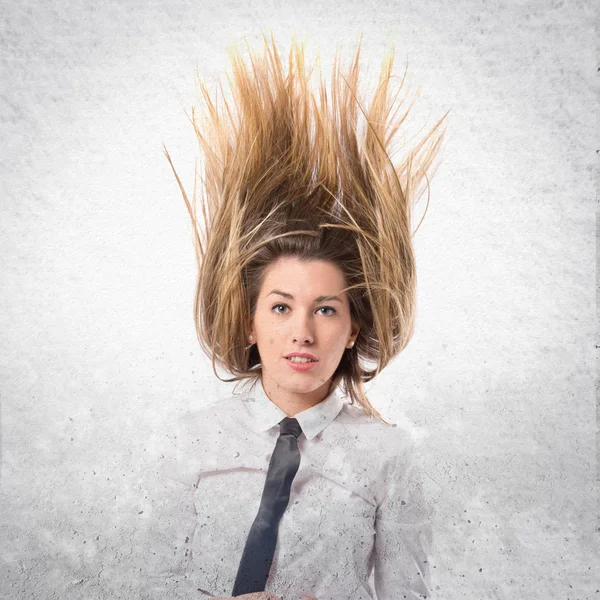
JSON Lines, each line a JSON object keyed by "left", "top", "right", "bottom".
{"left": 239, "top": 375, "right": 346, "bottom": 441}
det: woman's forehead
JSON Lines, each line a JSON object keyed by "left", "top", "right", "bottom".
{"left": 260, "top": 259, "right": 347, "bottom": 296}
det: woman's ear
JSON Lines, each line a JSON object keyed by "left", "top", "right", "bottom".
{"left": 246, "top": 317, "right": 255, "bottom": 342}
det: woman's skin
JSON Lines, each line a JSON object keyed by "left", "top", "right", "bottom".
{"left": 248, "top": 255, "right": 359, "bottom": 417}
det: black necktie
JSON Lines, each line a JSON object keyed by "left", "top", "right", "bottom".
{"left": 231, "top": 416, "right": 303, "bottom": 595}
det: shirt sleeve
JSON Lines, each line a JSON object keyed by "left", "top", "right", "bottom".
{"left": 139, "top": 437, "right": 214, "bottom": 599}
{"left": 373, "top": 431, "right": 434, "bottom": 600}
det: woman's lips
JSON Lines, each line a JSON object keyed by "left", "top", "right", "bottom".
{"left": 285, "top": 357, "right": 318, "bottom": 371}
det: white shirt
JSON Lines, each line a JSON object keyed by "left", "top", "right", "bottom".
{"left": 142, "top": 378, "right": 433, "bottom": 600}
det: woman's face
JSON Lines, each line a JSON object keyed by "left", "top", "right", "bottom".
{"left": 249, "top": 255, "right": 359, "bottom": 408}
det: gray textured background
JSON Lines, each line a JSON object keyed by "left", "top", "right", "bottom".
{"left": 0, "top": 1, "right": 597, "bottom": 599}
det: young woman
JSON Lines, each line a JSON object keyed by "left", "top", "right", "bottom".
{"left": 145, "top": 33, "right": 447, "bottom": 600}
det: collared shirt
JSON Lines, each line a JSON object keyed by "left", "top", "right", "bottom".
{"left": 141, "top": 377, "right": 433, "bottom": 600}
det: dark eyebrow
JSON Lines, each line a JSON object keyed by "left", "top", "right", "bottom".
{"left": 267, "top": 289, "right": 343, "bottom": 303}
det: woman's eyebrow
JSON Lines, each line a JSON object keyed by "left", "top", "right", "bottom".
{"left": 267, "top": 290, "right": 343, "bottom": 303}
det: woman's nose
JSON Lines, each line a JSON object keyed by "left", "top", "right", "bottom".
{"left": 291, "top": 311, "right": 315, "bottom": 343}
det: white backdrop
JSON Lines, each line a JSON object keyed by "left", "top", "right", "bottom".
{"left": 0, "top": 1, "right": 596, "bottom": 598}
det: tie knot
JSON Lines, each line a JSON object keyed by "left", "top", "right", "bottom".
{"left": 279, "top": 417, "right": 302, "bottom": 438}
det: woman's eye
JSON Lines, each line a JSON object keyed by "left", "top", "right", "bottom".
{"left": 271, "top": 304, "right": 336, "bottom": 316}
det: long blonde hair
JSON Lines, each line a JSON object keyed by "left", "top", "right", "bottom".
{"left": 165, "top": 32, "right": 449, "bottom": 423}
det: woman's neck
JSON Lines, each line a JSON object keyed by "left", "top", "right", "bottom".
{"left": 259, "top": 373, "right": 336, "bottom": 417}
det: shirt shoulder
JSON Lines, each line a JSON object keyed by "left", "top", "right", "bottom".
{"left": 332, "top": 402, "right": 421, "bottom": 500}
{"left": 175, "top": 393, "right": 248, "bottom": 441}
{"left": 153, "top": 394, "right": 245, "bottom": 467}
{"left": 336, "top": 401, "right": 417, "bottom": 455}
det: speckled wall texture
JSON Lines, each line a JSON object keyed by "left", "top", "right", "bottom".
{"left": 0, "top": 1, "right": 596, "bottom": 599}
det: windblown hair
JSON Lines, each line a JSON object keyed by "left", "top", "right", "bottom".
{"left": 165, "top": 32, "right": 448, "bottom": 423}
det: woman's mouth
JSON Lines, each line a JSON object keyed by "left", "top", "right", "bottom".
{"left": 285, "top": 357, "right": 318, "bottom": 371}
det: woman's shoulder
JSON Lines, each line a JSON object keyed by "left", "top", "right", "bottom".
{"left": 153, "top": 395, "right": 244, "bottom": 470}
{"left": 320, "top": 403, "right": 420, "bottom": 482}
{"left": 175, "top": 393, "right": 242, "bottom": 437}
{"left": 338, "top": 401, "right": 418, "bottom": 449}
